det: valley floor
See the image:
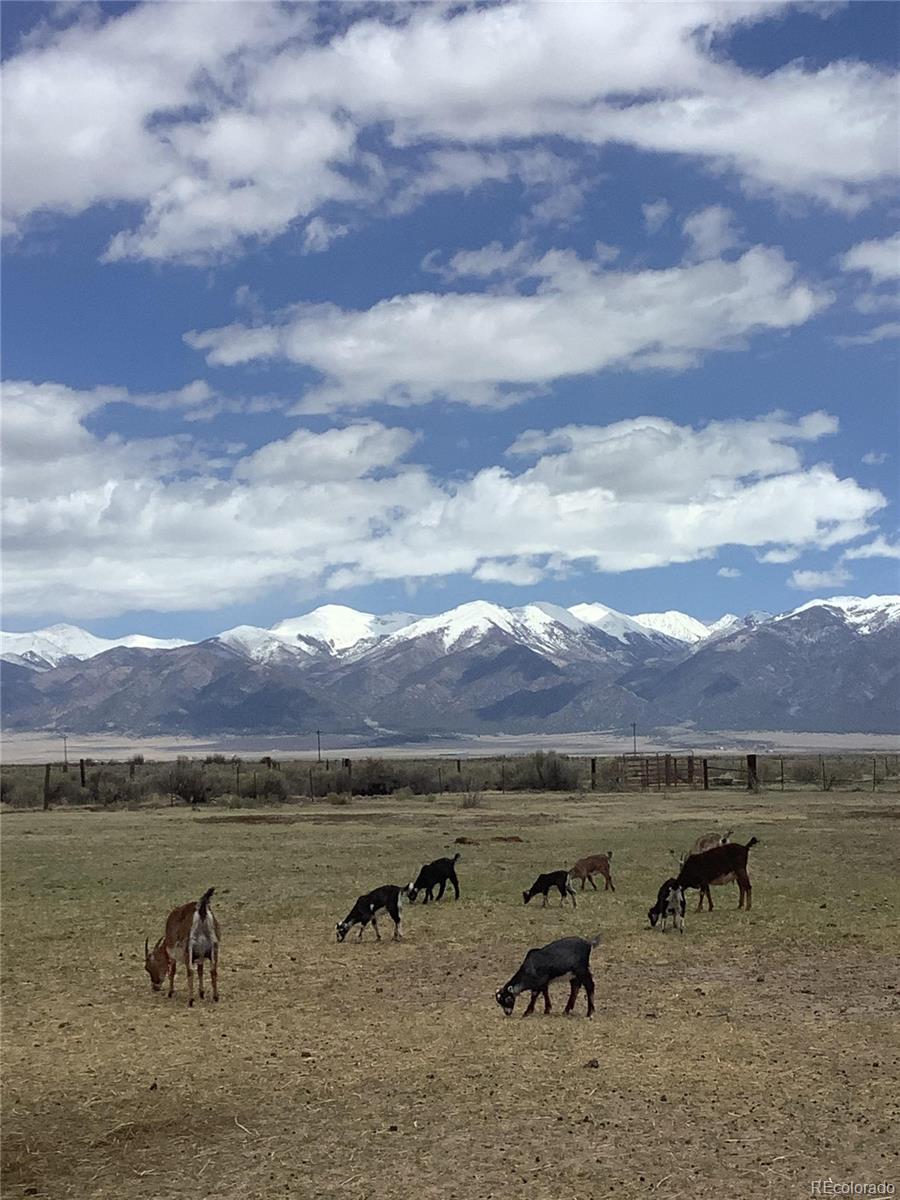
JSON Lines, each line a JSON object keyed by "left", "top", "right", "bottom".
{"left": 2, "top": 790, "right": 899, "bottom": 1199}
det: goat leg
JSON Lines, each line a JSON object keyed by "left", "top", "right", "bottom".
{"left": 522, "top": 991, "right": 539, "bottom": 1017}
{"left": 197, "top": 959, "right": 205, "bottom": 1001}
{"left": 541, "top": 985, "right": 552, "bottom": 1014}
{"left": 210, "top": 950, "right": 219, "bottom": 1002}
{"left": 564, "top": 980, "right": 580, "bottom": 1015}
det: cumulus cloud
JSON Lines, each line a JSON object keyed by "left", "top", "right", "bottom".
{"left": 682, "top": 206, "right": 741, "bottom": 260}
{"left": 839, "top": 233, "right": 900, "bottom": 283}
{"left": 717, "top": 567, "right": 742, "bottom": 578}
{"left": 788, "top": 566, "right": 852, "bottom": 591}
{"left": 642, "top": 199, "right": 671, "bottom": 234}
{"left": 862, "top": 451, "right": 889, "bottom": 465}
{"left": 3, "top": 3, "right": 897, "bottom": 260}
{"left": 1, "top": 385, "right": 886, "bottom": 617}
{"left": 835, "top": 322, "right": 900, "bottom": 347}
{"left": 186, "top": 245, "right": 831, "bottom": 411}
{"left": 841, "top": 535, "right": 900, "bottom": 561}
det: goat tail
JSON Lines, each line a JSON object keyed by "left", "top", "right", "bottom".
{"left": 452, "top": 852, "right": 461, "bottom": 863}
{"left": 197, "top": 887, "right": 215, "bottom": 918}
{"left": 746, "top": 836, "right": 759, "bottom": 849}
{"left": 606, "top": 849, "right": 613, "bottom": 859}
{"left": 588, "top": 931, "right": 603, "bottom": 948}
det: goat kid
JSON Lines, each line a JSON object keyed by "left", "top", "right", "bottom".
{"left": 648, "top": 878, "right": 685, "bottom": 933}
{"left": 144, "top": 887, "right": 220, "bottom": 1006}
{"left": 676, "top": 837, "right": 758, "bottom": 911}
{"left": 410, "top": 853, "right": 460, "bottom": 903}
{"left": 336, "top": 884, "right": 413, "bottom": 942}
{"left": 523, "top": 870, "right": 577, "bottom": 908}
{"left": 495, "top": 934, "right": 601, "bottom": 1018}
{"left": 569, "top": 851, "right": 615, "bottom": 892}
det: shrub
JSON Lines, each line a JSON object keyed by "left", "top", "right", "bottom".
{"left": 325, "top": 792, "right": 351, "bottom": 806}
{"left": 161, "top": 762, "right": 208, "bottom": 806}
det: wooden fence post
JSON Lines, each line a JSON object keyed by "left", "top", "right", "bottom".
{"left": 500, "top": 763, "right": 505, "bottom": 793}
{"left": 590, "top": 757, "right": 597, "bottom": 791}
{"left": 308, "top": 767, "right": 314, "bottom": 800}
{"left": 780, "top": 757, "right": 784, "bottom": 792}
{"left": 702, "top": 759, "right": 709, "bottom": 791}
{"left": 820, "top": 756, "right": 827, "bottom": 791}
{"left": 873, "top": 757, "right": 877, "bottom": 792}
{"left": 79, "top": 758, "right": 86, "bottom": 788}
{"left": 747, "top": 754, "right": 759, "bottom": 791}
{"left": 43, "top": 763, "right": 51, "bottom": 810}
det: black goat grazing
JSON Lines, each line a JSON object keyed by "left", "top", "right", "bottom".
{"left": 648, "top": 878, "right": 685, "bottom": 933}
{"left": 676, "top": 837, "right": 759, "bottom": 910}
{"left": 410, "top": 853, "right": 460, "bottom": 903}
{"left": 336, "top": 884, "right": 413, "bottom": 942}
{"left": 495, "top": 934, "right": 601, "bottom": 1018}
{"left": 523, "top": 870, "right": 576, "bottom": 908}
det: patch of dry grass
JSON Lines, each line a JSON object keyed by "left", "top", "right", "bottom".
{"left": 2, "top": 790, "right": 899, "bottom": 1199}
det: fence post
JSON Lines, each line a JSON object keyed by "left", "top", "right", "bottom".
{"left": 780, "top": 757, "right": 784, "bottom": 792}
{"left": 820, "top": 756, "right": 826, "bottom": 791}
{"left": 236, "top": 761, "right": 241, "bottom": 796}
{"left": 655, "top": 753, "right": 661, "bottom": 791}
{"left": 500, "top": 763, "right": 505, "bottom": 793}
{"left": 702, "top": 759, "right": 709, "bottom": 791}
{"left": 308, "top": 767, "right": 314, "bottom": 800}
{"left": 873, "top": 757, "right": 877, "bottom": 792}
{"left": 664, "top": 754, "right": 673, "bottom": 786}
{"left": 747, "top": 754, "right": 759, "bottom": 791}
{"left": 456, "top": 759, "right": 462, "bottom": 774}
{"left": 590, "top": 757, "right": 597, "bottom": 791}
{"left": 43, "top": 763, "right": 52, "bottom": 810}
{"left": 79, "top": 758, "right": 86, "bottom": 788}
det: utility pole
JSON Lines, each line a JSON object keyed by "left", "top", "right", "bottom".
{"left": 316, "top": 729, "right": 322, "bottom": 764}
{"left": 631, "top": 722, "right": 637, "bottom": 756}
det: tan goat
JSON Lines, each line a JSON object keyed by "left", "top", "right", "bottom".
{"left": 144, "top": 886, "right": 220, "bottom": 1006}
{"left": 569, "top": 851, "right": 615, "bottom": 892}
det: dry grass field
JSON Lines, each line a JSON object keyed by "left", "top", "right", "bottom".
{"left": 3, "top": 788, "right": 899, "bottom": 1199}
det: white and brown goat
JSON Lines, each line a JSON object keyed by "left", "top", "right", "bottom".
{"left": 569, "top": 851, "right": 615, "bottom": 892}
{"left": 145, "top": 887, "right": 220, "bottom": 1006}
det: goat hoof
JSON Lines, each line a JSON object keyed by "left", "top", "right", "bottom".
{"left": 213, "top": 996, "right": 219, "bottom": 1002}
{"left": 188, "top": 999, "right": 194, "bottom": 1007}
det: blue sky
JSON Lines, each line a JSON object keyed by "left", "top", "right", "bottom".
{"left": 2, "top": 0, "right": 898, "bottom": 640}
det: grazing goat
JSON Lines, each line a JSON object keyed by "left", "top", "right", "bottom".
{"left": 495, "top": 934, "right": 601, "bottom": 1018}
{"left": 676, "top": 837, "right": 758, "bottom": 911}
{"left": 569, "top": 851, "right": 615, "bottom": 892}
{"left": 687, "top": 829, "right": 735, "bottom": 910}
{"left": 144, "top": 887, "right": 220, "bottom": 1006}
{"left": 523, "top": 870, "right": 577, "bottom": 908}
{"left": 336, "top": 884, "right": 413, "bottom": 942}
{"left": 410, "top": 853, "right": 460, "bottom": 903}
{"left": 648, "top": 878, "right": 685, "bottom": 933}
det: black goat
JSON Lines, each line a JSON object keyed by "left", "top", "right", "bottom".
{"left": 495, "top": 934, "right": 601, "bottom": 1018}
{"left": 410, "top": 853, "right": 460, "bottom": 903}
{"left": 336, "top": 884, "right": 413, "bottom": 942}
{"left": 676, "top": 837, "right": 758, "bottom": 910}
{"left": 648, "top": 878, "right": 685, "bottom": 933}
{"left": 523, "top": 870, "right": 576, "bottom": 908}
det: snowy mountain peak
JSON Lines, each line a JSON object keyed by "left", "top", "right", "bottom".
{"left": 381, "top": 600, "right": 595, "bottom": 654}
{"left": 0, "top": 623, "right": 188, "bottom": 668}
{"left": 786, "top": 594, "right": 900, "bottom": 634}
{"left": 568, "top": 602, "right": 658, "bottom": 644}
{"left": 631, "top": 610, "right": 710, "bottom": 644}
{"left": 271, "top": 605, "right": 419, "bottom": 652}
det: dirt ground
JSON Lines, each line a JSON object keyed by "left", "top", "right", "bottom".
{"left": 2, "top": 789, "right": 899, "bottom": 1199}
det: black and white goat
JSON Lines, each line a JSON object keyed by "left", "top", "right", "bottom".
{"left": 410, "top": 853, "right": 460, "bottom": 903}
{"left": 523, "top": 870, "right": 577, "bottom": 908}
{"left": 335, "top": 884, "right": 414, "bottom": 942}
{"left": 647, "top": 878, "right": 685, "bottom": 933}
{"left": 495, "top": 934, "right": 601, "bottom": 1018}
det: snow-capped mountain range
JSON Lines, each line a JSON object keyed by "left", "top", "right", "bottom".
{"left": 2, "top": 596, "right": 897, "bottom": 737}
{"left": 2, "top": 595, "right": 896, "bottom": 670}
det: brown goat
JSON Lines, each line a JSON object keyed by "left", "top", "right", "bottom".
{"left": 569, "top": 852, "right": 615, "bottom": 892}
{"left": 676, "top": 838, "right": 758, "bottom": 911}
{"left": 144, "top": 887, "right": 220, "bottom": 1006}
{"left": 689, "top": 830, "right": 734, "bottom": 910}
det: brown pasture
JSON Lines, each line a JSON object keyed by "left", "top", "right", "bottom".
{"left": 2, "top": 789, "right": 899, "bottom": 1199}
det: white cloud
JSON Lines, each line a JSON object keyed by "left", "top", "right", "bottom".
{"left": 717, "top": 567, "right": 742, "bottom": 578}
{"left": 839, "top": 233, "right": 900, "bottom": 283}
{"left": 1, "top": 387, "right": 885, "bottom": 616}
{"left": 862, "top": 451, "right": 889, "bottom": 466}
{"left": 836, "top": 322, "right": 900, "bottom": 347}
{"left": 3, "top": 4, "right": 897, "bottom": 260}
{"left": 758, "top": 547, "right": 801, "bottom": 564}
{"left": 302, "top": 217, "right": 350, "bottom": 255}
{"left": 841, "top": 536, "right": 900, "bottom": 561}
{"left": 682, "top": 206, "right": 741, "bottom": 260}
{"left": 788, "top": 566, "right": 852, "bottom": 591}
{"left": 186, "top": 245, "right": 831, "bottom": 411}
{"left": 642, "top": 199, "right": 671, "bottom": 234}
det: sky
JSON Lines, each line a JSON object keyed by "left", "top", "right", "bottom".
{"left": 2, "top": 0, "right": 898, "bottom": 640}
